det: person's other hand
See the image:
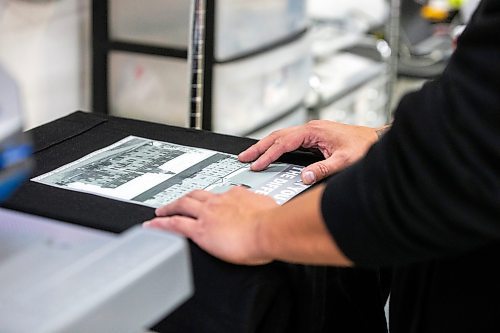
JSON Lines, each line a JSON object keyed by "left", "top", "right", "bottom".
{"left": 143, "top": 187, "right": 278, "bottom": 265}
{"left": 238, "top": 120, "right": 380, "bottom": 184}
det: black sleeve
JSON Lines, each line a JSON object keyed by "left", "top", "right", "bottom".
{"left": 321, "top": 0, "right": 500, "bottom": 267}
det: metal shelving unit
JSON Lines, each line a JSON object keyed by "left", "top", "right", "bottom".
{"left": 92, "top": 0, "right": 312, "bottom": 137}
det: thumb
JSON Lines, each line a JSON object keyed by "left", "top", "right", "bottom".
{"left": 301, "top": 156, "right": 348, "bottom": 184}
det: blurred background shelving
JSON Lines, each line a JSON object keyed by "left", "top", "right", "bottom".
{"left": 306, "top": 0, "right": 392, "bottom": 128}
{"left": 96, "top": 0, "right": 312, "bottom": 138}
{"left": 0, "top": 0, "right": 478, "bottom": 135}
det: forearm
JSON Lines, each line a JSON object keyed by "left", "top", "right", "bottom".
{"left": 256, "top": 184, "right": 353, "bottom": 266}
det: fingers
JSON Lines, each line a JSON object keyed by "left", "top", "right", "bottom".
{"left": 250, "top": 143, "right": 293, "bottom": 170}
{"left": 155, "top": 190, "right": 213, "bottom": 217}
{"left": 144, "top": 215, "right": 197, "bottom": 239}
{"left": 240, "top": 132, "right": 304, "bottom": 171}
{"left": 238, "top": 134, "right": 279, "bottom": 163}
{"left": 147, "top": 190, "right": 214, "bottom": 238}
{"left": 238, "top": 143, "right": 264, "bottom": 163}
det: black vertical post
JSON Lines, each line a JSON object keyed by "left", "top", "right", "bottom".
{"left": 202, "top": 0, "right": 215, "bottom": 131}
{"left": 92, "top": 0, "right": 110, "bottom": 114}
{"left": 189, "top": 0, "right": 207, "bottom": 129}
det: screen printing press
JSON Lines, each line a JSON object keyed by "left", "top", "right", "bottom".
{"left": 0, "top": 208, "right": 192, "bottom": 333}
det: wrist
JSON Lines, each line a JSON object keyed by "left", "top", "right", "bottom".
{"left": 252, "top": 208, "right": 277, "bottom": 264}
{"left": 375, "top": 123, "right": 392, "bottom": 140}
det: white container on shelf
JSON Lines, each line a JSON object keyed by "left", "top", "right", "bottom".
{"left": 109, "top": 51, "right": 189, "bottom": 127}
{"left": 215, "top": 0, "right": 307, "bottom": 61}
{"left": 109, "top": 0, "right": 307, "bottom": 61}
{"left": 318, "top": 75, "right": 388, "bottom": 128}
{"left": 307, "top": 0, "right": 389, "bottom": 31}
{"left": 109, "top": 0, "right": 190, "bottom": 48}
{"left": 313, "top": 52, "right": 386, "bottom": 103}
{"left": 212, "top": 34, "right": 312, "bottom": 136}
{"left": 107, "top": 0, "right": 310, "bottom": 133}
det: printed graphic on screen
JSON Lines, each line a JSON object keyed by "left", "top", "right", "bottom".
{"left": 32, "top": 136, "right": 310, "bottom": 207}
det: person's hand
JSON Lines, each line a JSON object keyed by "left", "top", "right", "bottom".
{"left": 143, "top": 187, "right": 278, "bottom": 265}
{"left": 238, "top": 120, "right": 380, "bottom": 184}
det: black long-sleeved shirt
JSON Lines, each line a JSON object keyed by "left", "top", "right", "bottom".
{"left": 322, "top": 0, "right": 500, "bottom": 268}
{"left": 321, "top": 3, "right": 500, "bottom": 331}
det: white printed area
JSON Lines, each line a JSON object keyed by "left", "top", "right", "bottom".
{"left": 159, "top": 150, "right": 216, "bottom": 173}
{"left": 32, "top": 136, "right": 310, "bottom": 207}
{"left": 69, "top": 173, "right": 173, "bottom": 200}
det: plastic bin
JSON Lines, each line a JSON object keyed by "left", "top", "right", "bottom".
{"left": 109, "top": 51, "right": 190, "bottom": 127}
{"left": 212, "top": 34, "right": 312, "bottom": 136}
{"left": 318, "top": 75, "right": 388, "bottom": 127}
{"left": 215, "top": 0, "right": 307, "bottom": 61}
{"left": 109, "top": 0, "right": 307, "bottom": 60}
{"left": 307, "top": 52, "right": 388, "bottom": 127}
{"left": 109, "top": 0, "right": 190, "bottom": 48}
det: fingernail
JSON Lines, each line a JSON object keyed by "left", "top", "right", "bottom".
{"left": 303, "top": 171, "right": 316, "bottom": 184}
{"left": 143, "top": 221, "right": 151, "bottom": 227}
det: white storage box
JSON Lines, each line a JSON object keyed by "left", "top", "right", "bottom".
{"left": 318, "top": 74, "right": 388, "bottom": 127}
{"left": 310, "top": 52, "right": 389, "bottom": 127}
{"left": 313, "top": 52, "right": 386, "bottom": 102}
{"left": 215, "top": 0, "right": 307, "bottom": 61}
{"left": 213, "top": 34, "right": 312, "bottom": 136}
{"left": 109, "top": 51, "right": 190, "bottom": 127}
{"left": 307, "top": 0, "right": 389, "bottom": 31}
{"left": 109, "top": 0, "right": 307, "bottom": 61}
{"left": 109, "top": 0, "right": 190, "bottom": 48}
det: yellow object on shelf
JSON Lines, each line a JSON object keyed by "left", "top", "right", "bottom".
{"left": 421, "top": 5, "right": 449, "bottom": 21}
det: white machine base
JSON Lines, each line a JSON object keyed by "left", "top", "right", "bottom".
{"left": 0, "top": 208, "right": 192, "bottom": 333}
